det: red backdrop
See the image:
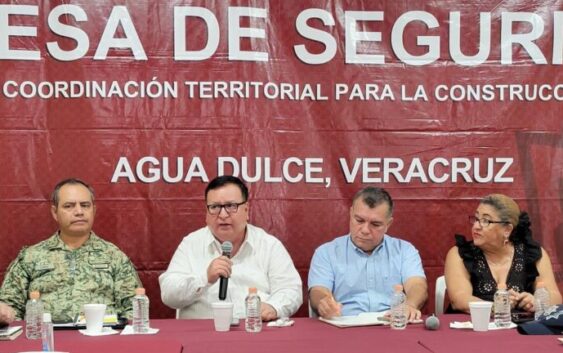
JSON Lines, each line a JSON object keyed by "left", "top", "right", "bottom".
{"left": 0, "top": 1, "right": 561, "bottom": 318}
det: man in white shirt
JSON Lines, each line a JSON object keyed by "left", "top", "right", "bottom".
{"left": 159, "top": 176, "right": 302, "bottom": 320}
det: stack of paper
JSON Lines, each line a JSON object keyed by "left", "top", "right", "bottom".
{"left": 0, "top": 326, "right": 23, "bottom": 341}
{"left": 319, "top": 312, "right": 422, "bottom": 328}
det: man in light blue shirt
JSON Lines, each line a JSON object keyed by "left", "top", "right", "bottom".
{"left": 308, "top": 187, "right": 427, "bottom": 321}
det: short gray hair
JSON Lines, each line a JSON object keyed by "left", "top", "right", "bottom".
{"left": 51, "top": 178, "right": 95, "bottom": 207}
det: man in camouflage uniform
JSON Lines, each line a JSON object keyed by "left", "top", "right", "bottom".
{"left": 0, "top": 178, "right": 141, "bottom": 323}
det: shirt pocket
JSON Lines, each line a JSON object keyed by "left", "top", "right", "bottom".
{"left": 31, "top": 261, "right": 58, "bottom": 293}
{"left": 84, "top": 256, "right": 114, "bottom": 292}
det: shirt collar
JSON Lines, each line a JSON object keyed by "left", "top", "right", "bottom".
{"left": 45, "top": 232, "right": 65, "bottom": 250}
{"left": 205, "top": 229, "right": 223, "bottom": 255}
{"left": 205, "top": 225, "right": 254, "bottom": 256}
{"left": 47, "top": 231, "right": 100, "bottom": 251}
{"left": 80, "top": 232, "right": 102, "bottom": 250}
{"left": 349, "top": 234, "right": 388, "bottom": 255}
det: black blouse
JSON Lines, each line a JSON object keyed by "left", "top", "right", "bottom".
{"left": 455, "top": 234, "right": 542, "bottom": 302}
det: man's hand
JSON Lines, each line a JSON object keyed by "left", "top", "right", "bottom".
{"left": 382, "top": 304, "right": 420, "bottom": 322}
{"left": 0, "top": 302, "right": 15, "bottom": 326}
{"left": 509, "top": 290, "right": 535, "bottom": 312}
{"left": 317, "top": 294, "right": 342, "bottom": 319}
{"left": 206, "top": 256, "right": 232, "bottom": 285}
{"left": 260, "top": 303, "right": 278, "bottom": 321}
{"left": 405, "top": 304, "right": 422, "bottom": 322}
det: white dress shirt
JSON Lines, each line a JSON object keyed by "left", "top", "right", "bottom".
{"left": 159, "top": 224, "right": 303, "bottom": 319}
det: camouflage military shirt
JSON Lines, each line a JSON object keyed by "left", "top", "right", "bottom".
{"left": 0, "top": 232, "right": 141, "bottom": 322}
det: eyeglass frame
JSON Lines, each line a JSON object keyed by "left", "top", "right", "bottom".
{"left": 206, "top": 201, "right": 247, "bottom": 215}
{"left": 469, "top": 215, "right": 509, "bottom": 228}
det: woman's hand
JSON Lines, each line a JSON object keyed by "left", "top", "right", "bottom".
{"left": 508, "top": 290, "right": 535, "bottom": 312}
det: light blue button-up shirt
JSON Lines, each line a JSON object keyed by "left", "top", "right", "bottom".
{"left": 308, "top": 234, "right": 425, "bottom": 316}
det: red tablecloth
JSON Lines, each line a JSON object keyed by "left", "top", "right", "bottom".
{"left": 1, "top": 315, "right": 560, "bottom": 353}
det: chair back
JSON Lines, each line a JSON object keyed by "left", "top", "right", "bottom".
{"left": 435, "top": 275, "right": 447, "bottom": 315}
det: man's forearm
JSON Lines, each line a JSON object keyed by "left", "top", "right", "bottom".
{"left": 404, "top": 278, "right": 428, "bottom": 309}
{"left": 309, "top": 286, "right": 332, "bottom": 311}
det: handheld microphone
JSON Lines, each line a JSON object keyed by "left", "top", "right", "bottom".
{"left": 218, "top": 241, "right": 233, "bottom": 300}
{"left": 425, "top": 314, "right": 440, "bottom": 330}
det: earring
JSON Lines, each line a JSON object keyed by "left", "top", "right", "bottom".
{"left": 503, "top": 238, "right": 508, "bottom": 245}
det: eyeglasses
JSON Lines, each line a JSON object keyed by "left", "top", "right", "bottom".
{"left": 206, "top": 201, "right": 247, "bottom": 215}
{"left": 469, "top": 215, "right": 508, "bottom": 228}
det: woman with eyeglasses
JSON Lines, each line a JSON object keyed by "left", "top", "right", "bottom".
{"left": 444, "top": 194, "right": 562, "bottom": 314}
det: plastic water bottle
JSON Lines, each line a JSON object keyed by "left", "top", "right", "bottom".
{"left": 390, "top": 284, "right": 407, "bottom": 330}
{"left": 41, "top": 313, "right": 54, "bottom": 352}
{"left": 534, "top": 281, "right": 550, "bottom": 320}
{"left": 132, "top": 288, "right": 150, "bottom": 333}
{"left": 25, "top": 291, "right": 44, "bottom": 339}
{"left": 494, "top": 283, "right": 511, "bottom": 327}
{"left": 245, "top": 287, "right": 262, "bottom": 333}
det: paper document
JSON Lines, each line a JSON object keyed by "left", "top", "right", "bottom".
{"left": 449, "top": 321, "right": 517, "bottom": 330}
{"left": 53, "top": 314, "right": 126, "bottom": 329}
{"left": 0, "top": 325, "right": 23, "bottom": 340}
{"left": 319, "top": 311, "right": 422, "bottom": 328}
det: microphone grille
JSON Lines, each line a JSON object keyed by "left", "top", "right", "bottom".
{"left": 221, "top": 241, "right": 233, "bottom": 255}
{"left": 425, "top": 314, "right": 440, "bottom": 330}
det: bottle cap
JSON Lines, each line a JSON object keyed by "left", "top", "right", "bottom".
{"left": 43, "top": 313, "right": 52, "bottom": 323}
{"left": 497, "top": 283, "right": 507, "bottom": 290}
{"left": 135, "top": 288, "right": 146, "bottom": 295}
{"left": 393, "top": 284, "right": 403, "bottom": 292}
{"left": 29, "top": 291, "right": 40, "bottom": 300}
{"left": 248, "top": 287, "right": 257, "bottom": 294}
